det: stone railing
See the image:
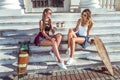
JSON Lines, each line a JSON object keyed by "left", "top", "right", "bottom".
{"left": 79, "top": 0, "right": 120, "bottom": 11}
{"left": 99, "top": 0, "right": 120, "bottom": 10}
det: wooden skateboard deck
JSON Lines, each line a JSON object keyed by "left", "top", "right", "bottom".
{"left": 18, "top": 41, "right": 30, "bottom": 79}
{"left": 94, "top": 36, "right": 114, "bottom": 76}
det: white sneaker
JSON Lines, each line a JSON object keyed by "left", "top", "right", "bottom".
{"left": 66, "top": 48, "right": 70, "bottom": 55}
{"left": 49, "top": 51, "right": 57, "bottom": 61}
{"left": 66, "top": 58, "right": 74, "bottom": 65}
{"left": 57, "top": 61, "right": 67, "bottom": 70}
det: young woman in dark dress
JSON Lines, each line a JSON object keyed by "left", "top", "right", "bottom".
{"left": 34, "top": 8, "right": 67, "bottom": 69}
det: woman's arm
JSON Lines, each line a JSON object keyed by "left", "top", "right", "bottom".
{"left": 73, "top": 19, "right": 80, "bottom": 32}
{"left": 87, "top": 20, "right": 94, "bottom": 36}
{"left": 50, "top": 20, "right": 55, "bottom": 34}
{"left": 39, "top": 20, "right": 52, "bottom": 40}
{"left": 51, "top": 28, "right": 55, "bottom": 35}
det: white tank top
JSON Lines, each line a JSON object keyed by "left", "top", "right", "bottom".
{"left": 77, "top": 22, "right": 87, "bottom": 36}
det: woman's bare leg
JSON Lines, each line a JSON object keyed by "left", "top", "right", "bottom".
{"left": 68, "top": 28, "right": 72, "bottom": 48}
{"left": 68, "top": 28, "right": 77, "bottom": 48}
{"left": 54, "top": 33, "right": 62, "bottom": 47}
{"left": 70, "top": 37, "right": 85, "bottom": 58}
{"left": 51, "top": 41, "right": 62, "bottom": 62}
{"left": 70, "top": 38, "right": 75, "bottom": 58}
{"left": 40, "top": 40, "right": 62, "bottom": 62}
{"left": 67, "top": 28, "right": 77, "bottom": 56}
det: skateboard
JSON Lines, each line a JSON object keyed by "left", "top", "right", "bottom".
{"left": 18, "top": 41, "right": 30, "bottom": 79}
{"left": 94, "top": 36, "right": 114, "bottom": 76}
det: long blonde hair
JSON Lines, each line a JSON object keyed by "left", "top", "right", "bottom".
{"left": 42, "top": 8, "right": 52, "bottom": 28}
{"left": 81, "top": 9, "right": 92, "bottom": 26}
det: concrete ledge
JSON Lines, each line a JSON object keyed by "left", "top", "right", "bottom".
{"left": 0, "top": 9, "right": 24, "bottom": 16}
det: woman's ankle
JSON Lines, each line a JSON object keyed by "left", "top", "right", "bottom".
{"left": 58, "top": 58, "right": 63, "bottom": 63}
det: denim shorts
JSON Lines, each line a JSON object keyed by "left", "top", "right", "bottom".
{"left": 38, "top": 37, "right": 46, "bottom": 46}
{"left": 76, "top": 33, "right": 89, "bottom": 48}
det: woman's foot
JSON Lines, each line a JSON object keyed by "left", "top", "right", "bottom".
{"left": 66, "top": 48, "right": 70, "bottom": 55}
{"left": 66, "top": 58, "right": 74, "bottom": 65}
{"left": 57, "top": 61, "right": 67, "bottom": 70}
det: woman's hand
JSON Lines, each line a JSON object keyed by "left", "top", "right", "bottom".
{"left": 51, "top": 29, "right": 55, "bottom": 34}
{"left": 51, "top": 38, "right": 56, "bottom": 42}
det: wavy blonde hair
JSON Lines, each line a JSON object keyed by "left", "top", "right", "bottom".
{"left": 81, "top": 9, "right": 92, "bottom": 25}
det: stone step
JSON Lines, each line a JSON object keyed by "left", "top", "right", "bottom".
{"left": 0, "top": 17, "right": 120, "bottom": 24}
{"left": 0, "top": 51, "right": 120, "bottom": 77}
{"left": 1, "top": 15, "right": 120, "bottom": 23}
{"left": 0, "top": 20, "right": 120, "bottom": 31}
{"left": 0, "top": 11, "right": 120, "bottom": 19}
{"left": 0, "top": 9, "right": 23, "bottom": 16}
{"left": 0, "top": 28, "right": 120, "bottom": 44}
{"left": 0, "top": 12, "right": 120, "bottom": 31}
{"left": 0, "top": 12, "right": 120, "bottom": 23}
{"left": 1, "top": 29, "right": 38, "bottom": 37}
{"left": 0, "top": 25, "right": 120, "bottom": 37}
{"left": 0, "top": 22, "right": 120, "bottom": 31}
{"left": 0, "top": 41, "right": 120, "bottom": 62}
{"left": 0, "top": 29, "right": 120, "bottom": 45}
{"left": 94, "top": 23, "right": 120, "bottom": 27}
{"left": 1, "top": 43, "right": 120, "bottom": 58}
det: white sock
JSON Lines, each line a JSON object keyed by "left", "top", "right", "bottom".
{"left": 68, "top": 47, "right": 70, "bottom": 50}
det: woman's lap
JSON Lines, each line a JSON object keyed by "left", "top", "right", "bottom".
{"left": 39, "top": 34, "right": 61, "bottom": 46}
{"left": 39, "top": 39, "right": 53, "bottom": 46}
{"left": 75, "top": 33, "right": 89, "bottom": 48}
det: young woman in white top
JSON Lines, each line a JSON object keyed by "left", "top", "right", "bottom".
{"left": 66, "top": 9, "right": 94, "bottom": 65}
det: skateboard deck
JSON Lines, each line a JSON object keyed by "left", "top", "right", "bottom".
{"left": 94, "top": 36, "right": 114, "bottom": 76}
{"left": 18, "top": 41, "right": 30, "bottom": 79}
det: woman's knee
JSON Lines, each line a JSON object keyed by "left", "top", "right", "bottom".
{"left": 56, "top": 33, "right": 62, "bottom": 39}
{"left": 71, "top": 38, "right": 75, "bottom": 43}
{"left": 69, "top": 28, "right": 73, "bottom": 33}
{"left": 51, "top": 41, "right": 57, "bottom": 46}
{"left": 68, "top": 28, "right": 74, "bottom": 36}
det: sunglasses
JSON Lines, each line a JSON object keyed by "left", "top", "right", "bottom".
{"left": 48, "top": 12, "right": 52, "bottom": 15}
{"left": 82, "top": 14, "right": 87, "bottom": 17}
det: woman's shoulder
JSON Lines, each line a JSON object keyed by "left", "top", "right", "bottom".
{"left": 39, "top": 20, "right": 43, "bottom": 24}
{"left": 89, "top": 19, "right": 94, "bottom": 24}
{"left": 77, "top": 18, "right": 81, "bottom": 23}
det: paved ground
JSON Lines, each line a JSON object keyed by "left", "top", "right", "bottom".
{"left": 1, "top": 65, "right": 120, "bottom": 80}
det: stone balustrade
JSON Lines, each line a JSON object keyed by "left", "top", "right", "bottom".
{"left": 99, "top": 0, "right": 120, "bottom": 10}
{"left": 78, "top": 0, "right": 120, "bottom": 13}
{"left": 0, "top": 0, "right": 119, "bottom": 13}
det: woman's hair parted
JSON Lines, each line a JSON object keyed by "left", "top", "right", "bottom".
{"left": 41, "top": 8, "right": 52, "bottom": 28}
{"left": 81, "top": 9, "right": 92, "bottom": 21}
{"left": 42, "top": 8, "right": 52, "bottom": 20}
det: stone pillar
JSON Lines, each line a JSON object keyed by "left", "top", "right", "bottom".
{"left": 79, "top": 0, "right": 100, "bottom": 8}
{"left": 0, "top": 0, "right": 22, "bottom": 9}
{"left": 115, "top": 0, "right": 120, "bottom": 11}
{"left": 19, "top": 0, "right": 24, "bottom": 9}
{"left": 79, "top": 0, "right": 101, "bottom": 13}
{"left": 70, "top": 0, "right": 80, "bottom": 12}
{"left": 0, "top": 0, "right": 24, "bottom": 16}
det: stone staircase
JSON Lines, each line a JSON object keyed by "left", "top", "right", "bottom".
{"left": 0, "top": 11, "right": 120, "bottom": 77}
